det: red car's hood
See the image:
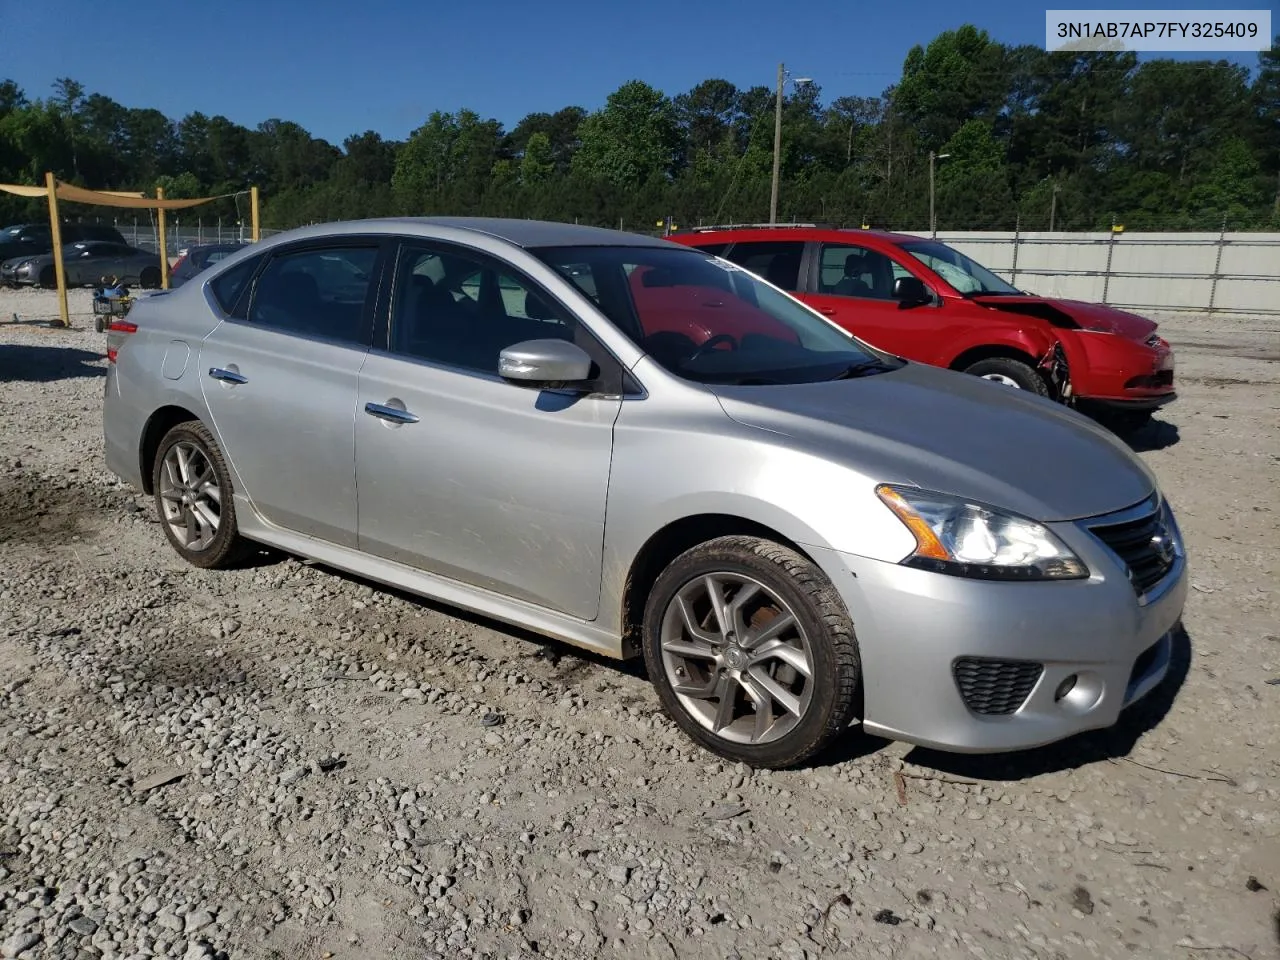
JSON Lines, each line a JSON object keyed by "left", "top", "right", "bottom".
{"left": 969, "top": 295, "right": 1158, "bottom": 342}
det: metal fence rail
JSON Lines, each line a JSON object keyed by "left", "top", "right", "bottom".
{"left": 907, "top": 229, "right": 1280, "bottom": 316}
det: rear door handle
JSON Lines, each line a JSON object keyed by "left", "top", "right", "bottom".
{"left": 208, "top": 367, "right": 248, "bottom": 384}
{"left": 365, "top": 402, "right": 420, "bottom": 424}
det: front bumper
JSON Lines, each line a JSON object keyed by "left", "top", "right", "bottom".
{"left": 1067, "top": 332, "right": 1177, "bottom": 410}
{"left": 810, "top": 497, "right": 1188, "bottom": 753}
{"left": 1076, "top": 391, "right": 1178, "bottom": 415}
{"left": 0, "top": 262, "right": 32, "bottom": 285}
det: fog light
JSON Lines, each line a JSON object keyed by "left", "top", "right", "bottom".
{"left": 1054, "top": 674, "right": 1078, "bottom": 702}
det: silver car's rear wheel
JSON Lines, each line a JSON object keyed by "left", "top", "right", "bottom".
{"left": 158, "top": 440, "right": 222, "bottom": 552}
{"left": 659, "top": 572, "right": 815, "bottom": 746}
{"left": 643, "top": 535, "right": 862, "bottom": 769}
{"left": 151, "top": 421, "right": 249, "bottom": 569}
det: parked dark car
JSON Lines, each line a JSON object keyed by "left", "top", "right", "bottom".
{"left": 0, "top": 221, "right": 128, "bottom": 264}
{"left": 169, "top": 242, "right": 249, "bottom": 288}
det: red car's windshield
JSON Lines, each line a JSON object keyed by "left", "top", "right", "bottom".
{"left": 532, "top": 244, "right": 901, "bottom": 385}
{"left": 897, "top": 239, "right": 1021, "bottom": 296}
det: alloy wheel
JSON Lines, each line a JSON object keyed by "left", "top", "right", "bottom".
{"left": 158, "top": 441, "right": 222, "bottom": 552}
{"left": 659, "top": 573, "right": 815, "bottom": 745}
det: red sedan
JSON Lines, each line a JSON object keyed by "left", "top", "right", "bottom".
{"left": 667, "top": 226, "right": 1175, "bottom": 432}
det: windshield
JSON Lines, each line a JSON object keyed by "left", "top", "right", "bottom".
{"left": 531, "top": 245, "right": 903, "bottom": 385}
{"left": 898, "top": 239, "right": 1020, "bottom": 296}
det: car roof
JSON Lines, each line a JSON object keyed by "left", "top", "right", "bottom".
{"left": 258, "top": 216, "right": 673, "bottom": 251}
{"left": 670, "top": 225, "right": 928, "bottom": 246}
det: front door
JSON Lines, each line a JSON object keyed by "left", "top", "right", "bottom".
{"left": 802, "top": 241, "right": 942, "bottom": 360}
{"left": 354, "top": 240, "right": 621, "bottom": 620}
{"left": 198, "top": 239, "right": 383, "bottom": 547}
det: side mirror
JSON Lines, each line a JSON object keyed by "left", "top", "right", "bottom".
{"left": 893, "top": 275, "right": 931, "bottom": 306}
{"left": 499, "top": 339, "right": 594, "bottom": 386}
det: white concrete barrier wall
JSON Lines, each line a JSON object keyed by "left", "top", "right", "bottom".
{"left": 897, "top": 231, "right": 1280, "bottom": 316}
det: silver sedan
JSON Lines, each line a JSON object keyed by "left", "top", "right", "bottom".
{"left": 102, "top": 217, "right": 1187, "bottom": 768}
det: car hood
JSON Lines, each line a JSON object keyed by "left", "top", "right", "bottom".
{"left": 5, "top": 252, "right": 52, "bottom": 267}
{"left": 710, "top": 363, "right": 1156, "bottom": 523}
{"left": 969, "top": 295, "right": 1157, "bottom": 341}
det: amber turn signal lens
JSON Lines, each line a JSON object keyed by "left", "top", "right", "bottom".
{"left": 875, "top": 485, "right": 951, "bottom": 561}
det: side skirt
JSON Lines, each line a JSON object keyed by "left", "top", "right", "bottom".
{"left": 234, "top": 495, "right": 624, "bottom": 661}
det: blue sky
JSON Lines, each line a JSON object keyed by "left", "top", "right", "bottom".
{"left": 2, "top": 0, "right": 1273, "bottom": 146}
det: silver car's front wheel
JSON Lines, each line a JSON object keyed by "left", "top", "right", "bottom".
{"left": 151, "top": 421, "right": 249, "bottom": 569}
{"left": 643, "top": 536, "right": 862, "bottom": 769}
{"left": 659, "top": 572, "right": 815, "bottom": 746}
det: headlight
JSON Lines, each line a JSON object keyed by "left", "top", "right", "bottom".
{"left": 876, "top": 484, "right": 1088, "bottom": 581}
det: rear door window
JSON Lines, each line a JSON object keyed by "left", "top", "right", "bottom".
{"left": 247, "top": 246, "right": 380, "bottom": 346}
{"left": 720, "top": 240, "right": 804, "bottom": 291}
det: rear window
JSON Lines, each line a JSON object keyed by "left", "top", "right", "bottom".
{"left": 208, "top": 254, "right": 262, "bottom": 315}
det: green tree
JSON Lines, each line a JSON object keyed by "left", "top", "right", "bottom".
{"left": 895, "top": 25, "right": 1011, "bottom": 149}
{"left": 573, "top": 81, "right": 680, "bottom": 187}
{"left": 520, "top": 132, "right": 554, "bottom": 184}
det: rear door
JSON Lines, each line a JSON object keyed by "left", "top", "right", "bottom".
{"left": 198, "top": 237, "right": 386, "bottom": 547}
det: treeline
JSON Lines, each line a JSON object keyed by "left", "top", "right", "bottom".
{"left": 2, "top": 25, "right": 1279, "bottom": 233}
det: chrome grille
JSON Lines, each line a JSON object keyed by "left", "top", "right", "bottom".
{"left": 952, "top": 657, "right": 1043, "bottom": 716}
{"left": 1088, "top": 501, "right": 1177, "bottom": 596}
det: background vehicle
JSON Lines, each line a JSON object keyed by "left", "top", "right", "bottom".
{"left": 0, "top": 221, "right": 127, "bottom": 264}
{"left": 668, "top": 225, "right": 1176, "bottom": 432}
{"left": 2, "top": 240, "right": 162, "bottom": 289}
{"left": 103, "top": 218, "right": 1185, "bottom": 769}
{"left": 169, "top": 242, "right": 249, "bottom": 288}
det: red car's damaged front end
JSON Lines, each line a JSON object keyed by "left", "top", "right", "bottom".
{"left": 973, "top": 295, "right": 1177, "bottom": 425}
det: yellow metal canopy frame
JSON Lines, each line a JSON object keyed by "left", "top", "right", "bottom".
{"left": 1, "top": 174, "right": 260, "bottom": 327}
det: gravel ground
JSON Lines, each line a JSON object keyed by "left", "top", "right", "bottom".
{"left": 1, "top": 286, "right": 1278, "bottom": 960}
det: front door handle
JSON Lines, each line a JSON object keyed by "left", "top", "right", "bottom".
{"left": 365, "top": 401, "right": 420, "bottom": 424}
{"left": 208, "top": 367, "right": 248, "bottom": 384}
{"left": 818, "top": 307, "right": 837, "bottom": 316}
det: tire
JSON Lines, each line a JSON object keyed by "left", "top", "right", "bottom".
{"left": 151, "top": 421, "right": 250, "bottom": 569}
{"left": 641, "top": 535, "right": 862, "bottom": 769}
{"left": 140, "top": 266, "right": 160, "bottom": 289}
{"left": 963, "top": 356, "right": 1049, "bottom": 396}
{"left": 94, "top": 316, "right": 105, "bottom": 333}
{"left": 38, "top": 266, "right": 56, "bottom": 288}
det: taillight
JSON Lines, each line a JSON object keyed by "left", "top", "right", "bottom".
{"left": 171, "top": 255, "right": 187, "bottom": 274}
{"left": 106, "top": 319, "right": 138, "bottom": 363}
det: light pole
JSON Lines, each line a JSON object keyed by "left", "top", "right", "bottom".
{"left": 929, "top": 151, "right": 950, "bottom": 237}
{"left": 769, "top": 63, "right": 812, "bottom": 225}
{"left": 1049, "top": 180, "right": 1061, "bottom": 232}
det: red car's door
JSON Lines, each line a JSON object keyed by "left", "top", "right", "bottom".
{"left": 801, "top": 240, "right": 948, "bottom": 362}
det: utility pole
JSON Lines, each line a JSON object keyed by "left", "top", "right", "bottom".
{"left": 769, "top": 62, "right": 784, "bottom": 225}
{"left": 928, "top": 151, "right": 949, "bottom": 237}
{"left": 1050, "top": 181, "right": 1060, "bottom": 232}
